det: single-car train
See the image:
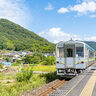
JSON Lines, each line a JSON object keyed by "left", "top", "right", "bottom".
{"left": 56, "top": 40, "right": 95, "bottom": 77}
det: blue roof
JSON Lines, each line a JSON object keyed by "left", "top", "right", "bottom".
{"left": 2, "top": 62, "right": 11, "bottom": 66}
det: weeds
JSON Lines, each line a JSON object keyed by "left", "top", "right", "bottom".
{"left": 0, "top": 66, "right": 58, "bottom": 96}
{"left": 40, "top": 71, "right": 59, "bottom": 83}
{"left": 16, "top": 67, "right": 33, "bottom": 82}
{"left": 0, "top": 64, "right": 3, "bottom": 69}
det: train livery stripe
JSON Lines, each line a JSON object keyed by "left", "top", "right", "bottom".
{"left": 85, "top": 45, "right": 95, "bottom": 52}
{"left": 75, "top": 59, "right": 95, "bottom": 64}
{"left": 56, "top": 59, "right": 94, "bottom": 64}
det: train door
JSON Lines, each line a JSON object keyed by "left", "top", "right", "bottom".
{"left": 64, "top": 44, "right": 75, "bottom": 68}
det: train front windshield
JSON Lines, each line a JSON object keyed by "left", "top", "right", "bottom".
{"left": 57, "top": 46, "right": 84, "bottom": 58}
{"left": 76, "top": 47, "right": 84, "bottom": 57}
{"left": 67, "top": 48, "right": 73, "bottom": 57}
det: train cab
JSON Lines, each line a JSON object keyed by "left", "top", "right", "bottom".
{"left": 56, "top": 40, "right": 95, "bottom": 77}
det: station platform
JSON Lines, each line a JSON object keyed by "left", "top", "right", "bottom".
{"left": 49, "top": 64, "right": 96, "bottom": 96}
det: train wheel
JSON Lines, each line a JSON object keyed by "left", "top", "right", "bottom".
{"left": 59, "top": 76, "right": 64, "bottom": 80}
{"left": 76, "top": 69, "right": 81, "bottom": 73}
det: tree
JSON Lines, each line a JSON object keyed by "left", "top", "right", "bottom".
{"left": 5, "top": 57, "right": 10, "bottom": 62}
{"left": 45, "top": 56, "right": 56, "bottom": 65}
{"left": 23, "top": 55, "right": 32, "bottom": 64}
{"left": 0, "top": 19, "right": 55, "bottom": 52}
{"left": 16, "top": 60, "right": 21, "bottom": 64}
{"left": 31, "top": 56, "right": 40, "bottom": 64}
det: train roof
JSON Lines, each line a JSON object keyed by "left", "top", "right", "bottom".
{"left": 57, "top": 40, "right": 95, "bottom": 52}
{"left": 57, "top": 40, "right": 85, "bottom": 45}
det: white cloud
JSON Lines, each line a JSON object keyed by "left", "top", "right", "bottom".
{"left": 0, "top": 0, "right": 31, "bottom": 27}
{"left": 70, "top": 1, "right": 96, "bottom": 14}
{"left": 57, "top": 8, "right": 69, "bottom": 14}
{"left": 83, "top": 0, "right": 96, "bottom": 2}
{"left": 77, "top": 0, "right": 96, "bottom": 2}
{"left": 85, "top": 36, "right": 96, "bottom": 41}
{"left": 89, "top": 14, "right": 96, "bottom": 17}
{"left": 39, "top": 27, "right": 81, "bottom": 43}
{"left": 44, "top": 3, "right": 54, "bottom": 10}
{"left": 39, "top": 27, "right": 96, "bottom": 43}
{"left": 57, "top": 1, "right": 96, "bottom": 17}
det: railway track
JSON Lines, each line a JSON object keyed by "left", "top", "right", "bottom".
{"left": 39, "top": 80, "right": 66, "bottom": 96}
{"left": 22, "top": 79, "right": 67, "bottom": 96}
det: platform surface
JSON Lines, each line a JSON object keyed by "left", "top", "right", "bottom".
{"left": 49, "top": 64, "right": 96, "bottom": 96}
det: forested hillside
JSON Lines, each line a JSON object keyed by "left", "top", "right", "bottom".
{"left": 0, "top": 19, "right": 55, "bottom": 52}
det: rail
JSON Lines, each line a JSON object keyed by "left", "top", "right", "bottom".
{"left": 39, "top": 80, "right": 66, "bottom": 96}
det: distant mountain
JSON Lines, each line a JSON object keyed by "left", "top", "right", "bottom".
{"left": 84, "top": 41, "right": 96, "bottom": 50}
{"left": 0, "top": 19, "right": 55, "bottom": 52}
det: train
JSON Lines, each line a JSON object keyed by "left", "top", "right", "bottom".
{"left": 56, "top": 40, "right": 95, "bottom": 77}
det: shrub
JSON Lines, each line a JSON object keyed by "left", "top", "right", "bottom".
{"left": 0, "top": 64, "right": 3, "bottom": 69}
{"left": 12, "top": 63, "right": 21, "bottom": 66}
{"left": 16, "top": 60, "right": 21, "bottom": 64}
{"left": 45, "top": 56, "right": 56, "bottom": 65}
{"left": 5, "top": 57, "right": 10, "bottom": 62}
{"left": 40, "top": 71, "right": 59, "bottom": 83}
{"left": 31, "top": 56, "right": 41, "bottom": 64}
{"left": 41, "top": 61, "right": 47, "bottom": 65}
{"left": 16, "top": 67, "right": 33, "bottom": 82}
{"left": 23, "top": 54, "right": 56, "bottom": 65}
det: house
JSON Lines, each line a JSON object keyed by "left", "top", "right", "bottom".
{"left": 2, "top": 51, "right": 32, "bottom": 63}
{"left": 43, "top": 53, "right": 55, "bottom": 57}
{"left": 0, "top": 59, "right": 6, "bottom": 63}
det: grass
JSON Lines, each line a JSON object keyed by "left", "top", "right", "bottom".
{"left": 0, "top": 64, "right": 3, "bottom": 69}
{"left": 12, "top": 63, "right": 22, "bottom": 66}
{"left": 0, "top": 73, "right": 16, "bottom": 80}
{"left": 31, "top": 65, "right": 56, "bottom": 72}
{"left": 0, "top": 65, "right": 57, "bottom": 96}
{"left": 0, "top": 75, "right": 46, "bottom": 96}
{"left": 11, "top": 63, "right": 56, "bottom": 72}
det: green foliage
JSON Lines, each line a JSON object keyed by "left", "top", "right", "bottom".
{"left": 0, "top": 19, "right": 55, "bottom": 52}
{"left": 16, "top": 67, "right": 33, "bottom": 82}
{"left": 23, "top": 53, "right": 56, "bottom": 65}
{"left": 5, "top": 57, "right": 10, "bottom": 62}
{"left": 40, "top": 71, "right": 59, "bottom": 83}
{"left": 31, "top": 56, "right": 40, "bottom": 64}
{"left": 0, "top": 64, "right": 3, "bottom": 69}
{"left": 41, "top": 61, "right": 47, "bottom": 65}
{"left": 0, "top": 71, "right": 58, "bottom": 96}
{"left": 23, "top": 53, "right": 43, "bottom": 64}
{"left": 23, "top": 55, "right": 32, "bottom": 64}
{"left": 0, "top": 74, "right": 46, "bottom": 96}
{"left": 0, "top": 54, "right": 2, "bottom": 58}
{"left": 45, "top": 56, "right": 56, "bottom": 65}
{"left": 32, "top": 65, "right": 56, "bottom": 72}
{"left": 16, "top": 60, "right": 21, "bottom": 64}
{"left": 12, "top": 63, "right": 21, "bottom": 66}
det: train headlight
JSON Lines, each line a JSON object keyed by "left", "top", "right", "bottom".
{"left": 58, "top": 69, "right": 64, "bottom": 73}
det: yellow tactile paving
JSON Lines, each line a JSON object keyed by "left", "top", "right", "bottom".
{"left": 80, "top": 70, "right": 96, "bottom": 96}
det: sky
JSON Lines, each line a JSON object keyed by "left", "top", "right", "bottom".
{"left": 1, "top": 0, "right": 96, "bottom": 43}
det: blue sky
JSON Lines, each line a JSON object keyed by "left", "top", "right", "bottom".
{"left": 1, "top": 0, "right": 96, "bottom": 43}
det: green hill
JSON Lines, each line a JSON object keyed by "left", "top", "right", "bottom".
{"left": 0, "top": 19, "right": 55, "bottom": 52}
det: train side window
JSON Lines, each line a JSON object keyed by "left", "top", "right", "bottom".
{"left": 57, "top": 47, "right": 64, "bottom": 57}
{"left": 89, "top": 50, "right": 94, "bottom": 58}
{"left": 67, "top": 48, "right": 73, "bottom": 57}
{"left": 76, "top": 47, "right": 84, "bottom": 57}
